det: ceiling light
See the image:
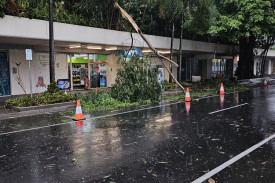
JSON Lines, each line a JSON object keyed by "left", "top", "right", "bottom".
{"left": 69, "top": 45, "right": 81, "bottom": 48}
{"left": 105, "top": 47, "right": 117, "bottom": 51}
{"left": 158, "top": 51, "right": 170, "bottom": 54}
{"left": 142, "top": 49, "right": 152, "bottom": 53}
{"left": 87, "top": 46, "right": 102, "bottom": 50}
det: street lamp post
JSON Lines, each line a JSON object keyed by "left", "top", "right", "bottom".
{"left": 49, "top": 0, "right": 55, "bottom": 82}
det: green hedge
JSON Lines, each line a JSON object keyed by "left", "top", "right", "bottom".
{"left": 5, "top": 92, "right": 75, "bottom": 108}
{"left": 75, "top": 90, "right": 140, "bottom": 110}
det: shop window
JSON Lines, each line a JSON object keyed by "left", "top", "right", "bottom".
{"left": 0, "top": 51, "right": 10, "bottom": 96}
{"left": 212, "top": 59, "right": 226, "bottom": 78}
{"left": 68, "top": 54, "right": 107, "bottom": 89}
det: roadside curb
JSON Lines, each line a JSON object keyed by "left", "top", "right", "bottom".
{"left": 0, "top": 101, "right": 76, "bottom": 120}
{"left": 0, "top": 88, "right": 261, "bottom": 121}
{"left": 12, "top": 101, "right": 76, "bottom": 112}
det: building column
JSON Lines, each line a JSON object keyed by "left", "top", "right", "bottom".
{"left": 70, "top": 54, "right": 73, "bottom": 90}
{"left": 88, "top": 54, "right": 91, "bottom": 89}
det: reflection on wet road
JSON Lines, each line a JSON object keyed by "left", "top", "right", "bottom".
{"left": 0, "top": 86, "right": 274, "bottom": 182}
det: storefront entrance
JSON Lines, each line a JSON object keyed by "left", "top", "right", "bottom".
{"left": 180, "top": 57, "right": 201, "bottom": 82}
{"left": 68, "top": 54, "right": 107, "bottom": 89}
{"left": 90, "top": 62, "right": 107, "bottom": 88}
{"left": 212, "top": 59, "right": 233, "bottom": 78}
{"left": 0, "top": 51, "right": 10, "bottom": 96}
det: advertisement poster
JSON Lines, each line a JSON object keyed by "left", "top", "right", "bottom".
{"left": 34, "top": 53, "right": 50, "bottom": 93}
{"left": 34, "top": 53, "right": 68, "bottom": 93}
{"left": 57, "top": 79, "right": 70, "bottom": 90}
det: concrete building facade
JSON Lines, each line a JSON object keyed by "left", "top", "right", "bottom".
{"left": 0, "top": 15, "right": 248, "bottom": 96}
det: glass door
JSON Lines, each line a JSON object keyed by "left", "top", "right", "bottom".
{"left": 181, "top": 57, "right": 192, "bottom": 82}
{"left": 186, "top": 58, "right": 192, "bottom": 81}
{"left": 0, "top": 51, "right": 10, "bottom": 96}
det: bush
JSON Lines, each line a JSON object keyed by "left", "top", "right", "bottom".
{"left": 75, "top": 90, "right": 138, "bottom": 110}
{"left": 164, "top": 81, "right": 178, "bottom": 89}
{"left": 0, "top": 0, "right": 5, "bottom": 18}
{"left": 111, "top": 56, "right": 161, "bottom": 103}
{"left": 192, "top": 78, "right": 241, "bottom": 93}
{"left": 47, "top": 80, "right": 60, "bottom": 93}
{"left": 5, "top": 92, "right": 75, "bottom": 108}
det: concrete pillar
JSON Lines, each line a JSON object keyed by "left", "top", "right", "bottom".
{"left": 201, "top": 60, "right": 207, "bottom": 80}
{"left": 206, "top": 59, "right": 212, "bottom": 79}
{"left": 264, "top": 60, "right": 271, "bottom": 75}
{"left": 268, "top": 60, "right": 272, "bottom": 75}
{"left": 70, "top": 54, "right": 73, "bottom": 90}
{"left": 88, "top": 54, "right": 91, "bottom": 89}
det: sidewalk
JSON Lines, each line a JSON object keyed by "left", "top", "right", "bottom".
{"left": 238, "top": 76, "right": 275, "bottom": 86}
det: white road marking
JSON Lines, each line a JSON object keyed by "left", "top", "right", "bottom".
{"left": 208, "top": 103, "right": 249, "bottom": 114}
{"left": 0, "top": 100, "right": 185, "bottom": 136}
{"left": 191, "top": 133, "right": 275, "bottom": 183}
{"left": 0, "top": 90, "right": 248, "bottom": 136}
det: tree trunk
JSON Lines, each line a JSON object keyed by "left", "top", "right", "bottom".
{"left": 237, "top": 35, "right": 255, "bottom": 79}
{"left": 169, "top": 22, "right": 175, "bottom": 83}
{"left": 178, "top": 13, "right": 183, "bottom": 82}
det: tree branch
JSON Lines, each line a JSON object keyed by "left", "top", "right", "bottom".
{"left": 114, "top": 2, "right": 185, "bottom": 93}
{"left": 114, "top": 2, "right": 178, "bottom": 67}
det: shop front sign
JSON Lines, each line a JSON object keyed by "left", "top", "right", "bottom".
{"left": 119, "top": 49, "right": 141, "bottom": 58}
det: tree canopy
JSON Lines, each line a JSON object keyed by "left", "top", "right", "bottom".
{"left": 209, "top": 0, "right": 275, "bottom": 43}
{"left": 1, "top": 0, "right": 217, "bottom": 42}
{"left": 1, "top": 0, "right": 275, "bottom": 79}
{"left": 209, "top": 0, "right": 275, "bottom": 79}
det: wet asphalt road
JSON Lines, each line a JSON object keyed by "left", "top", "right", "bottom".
{"left": 0, "top": 86, "right": 274, "bottom": 183}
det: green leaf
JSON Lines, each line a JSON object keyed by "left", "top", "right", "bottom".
{"left": 103, "top": 175, "right": 111, "bottom": 179}
{"left": 46, "top": 164, "right": 56, "bottom": 168}
{"left": 72, "top": 158, "right": 78, "bottom": 163}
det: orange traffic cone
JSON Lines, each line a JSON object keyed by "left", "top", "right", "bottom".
{"left": 185, "top": 102, "right": 191, "bottom": 116}
{"left": 75, "top": 120, "right": 84, "bottom": 135}
{"left": 74, "top": 100, "right": 85, "bottom": 121}
{"left": 75, "top": 120, "right": 83, "bottom": 127}
{"left": 65, "top": 89, "right": 67, "bottom": 95}
{"left": 220, "top": 83, "right": 225, "bottom": 95}
{"left": 264, "top": 77, "right": 268, "bottom": 86}
{"left": 220, "top": 94, "right": 224, "bottom": 109}
{"left": 185, "top": 88, "right": 191, "bottom": 102}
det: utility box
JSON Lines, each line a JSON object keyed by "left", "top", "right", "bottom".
{"left": 192, "top": 76, "right": 201, "bottom": 82}
{"left": 158, "top": 68, "right": 165, "bottom": 90}
{"left": 84, "top": 78, "right": 89, "bottom": 90}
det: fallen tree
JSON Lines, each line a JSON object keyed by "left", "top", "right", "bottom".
{"left": 114, "top": 2, "right": 185, "bottom": 93}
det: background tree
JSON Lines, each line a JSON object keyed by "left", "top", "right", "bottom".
{"left": 209, "top": 0, "right": 275, "bottom": 79}
{"left": 0, "top": 0, "right": 5, "bottom": 17}
{"left": 183, "top": 0, "right": 217, "bottom": 41}
{"left": 159, "top": 0, "right": 184, "bottom": 82}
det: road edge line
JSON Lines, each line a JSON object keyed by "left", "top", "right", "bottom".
{"left": 208, "top": 103, "right": 249, "bottom": 114}
{"left": 191, "top": 133, "right": 275, "bottom": 183}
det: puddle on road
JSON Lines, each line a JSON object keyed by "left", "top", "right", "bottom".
{"left": 0, "top": 88, "right": 274, "bottom": 182}
{"left": 0, "top": 100, "right": 180, "bottom": 134}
